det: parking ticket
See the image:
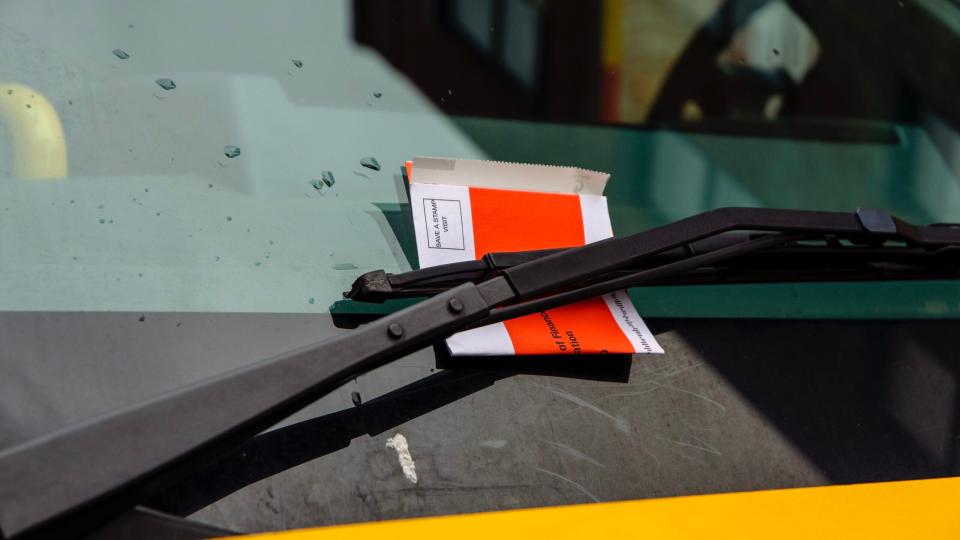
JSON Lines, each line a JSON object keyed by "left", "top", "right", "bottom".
{"left": 407, "top": 157, "right": 663, "bottom": 356}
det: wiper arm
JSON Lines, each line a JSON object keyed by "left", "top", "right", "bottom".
{"left": 348, "top": 210, "right": 960, "bottom": 302}
{"left": 1, "top": 208, "right": 958, "bottom": 539}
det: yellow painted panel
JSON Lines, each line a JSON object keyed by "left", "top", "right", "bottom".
{"left": 228, "top": 476, "right": 960, "bottom": 539}
{"left": 601, "top": 0, "right": 623, "bottom": 67}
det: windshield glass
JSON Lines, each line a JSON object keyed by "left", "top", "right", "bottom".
{"left": 2, "top": 0, "right": 960, "bottom": 318}
{"left": 2, "top": 0, "right": 960, "bottom": 535}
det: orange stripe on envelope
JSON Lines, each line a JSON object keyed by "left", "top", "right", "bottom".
{"left": 502, "top": 297, "right": 634, "bottom": 354}
{"left": 469, "top": 187, "right": 584, "bottom": 257}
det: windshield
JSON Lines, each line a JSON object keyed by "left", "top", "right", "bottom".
{"left": 2, "top": 0, "right": 960, "bottom": 536}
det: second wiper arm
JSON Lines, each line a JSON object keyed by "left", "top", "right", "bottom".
{"left": 347, "top": 208, "right": 960, "bottom": 302}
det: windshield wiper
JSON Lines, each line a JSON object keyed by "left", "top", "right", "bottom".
{"left": 1, "top": 208, "right": 958, "bottom": 539}
{"left": 347, "top": 220, "right": 960, "bottom": 302}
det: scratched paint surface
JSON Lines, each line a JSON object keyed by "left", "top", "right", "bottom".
{"left": 186, "top": 321, "right": 849, "bottom": 533}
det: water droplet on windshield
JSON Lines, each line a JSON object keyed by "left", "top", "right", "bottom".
{"left": 351, "top": 391, "right": 362, "bottom": 406}
{"left": 254, "top": 261, "right": 262, "bottom": 267}
{"left": 308, "top": 297, "right": 316, "bottom": 304}
{"left": 112, "top": 48, "right": 130, "bottom": 60}
{"left": 156, "top": 78, "right": 176, "bottom": 90}
{"left": 360, "top": 157, "right": 380, "bottom": 171}
{"left": 772, "top": 48, "right": 780, "bottom": 56}
{"left": 226, "top": 216, "right": 232, "bottom": 221}
{"left": 98, "top": 218, "right": 106, "bottom": 224}
{"left": 321, "top": 170, "right": 335, "bottom": 187}
{"left": 139, "top": 315, "right": 145, "bottom": 322}
{"left": 223, "top": 145, "right": 241, "bottom": 158}
{"left": 292, "top": 59, "right": 303, "bottom": 68}
{"left": 309, "top": 179, "right": 327, "bottom": 193}
{"left": 373, "top": 92, "right": 382, "bottom": 98}
{"left": 6, "top": 89, "right": 12, "bottom": 95}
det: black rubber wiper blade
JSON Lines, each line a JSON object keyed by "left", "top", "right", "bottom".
{"left": 346, "top": 210, "right": 960, "bottom": 302}
{"left": 346, "top": 243, "right": 960, "bottom": 300}
{"left": 501, "top": 207, "right": 958, "bottom": 299}
{"left": 2, "top": 208, "right": 958, "bottom": 539}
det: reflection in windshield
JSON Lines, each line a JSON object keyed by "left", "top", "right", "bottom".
{"left": 0, "top": 0, "right": 958, "bottom": 318}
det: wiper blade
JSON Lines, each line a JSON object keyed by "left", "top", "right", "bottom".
{"left": 1, "top": 208, "right": 958, "bottom": 539}
{"left": 347, "top": 213, "right": 960, "bottom": 302}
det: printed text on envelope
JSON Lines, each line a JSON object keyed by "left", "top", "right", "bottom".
{"left": 422, "top": 198, "right": 465, "bottom": 250}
